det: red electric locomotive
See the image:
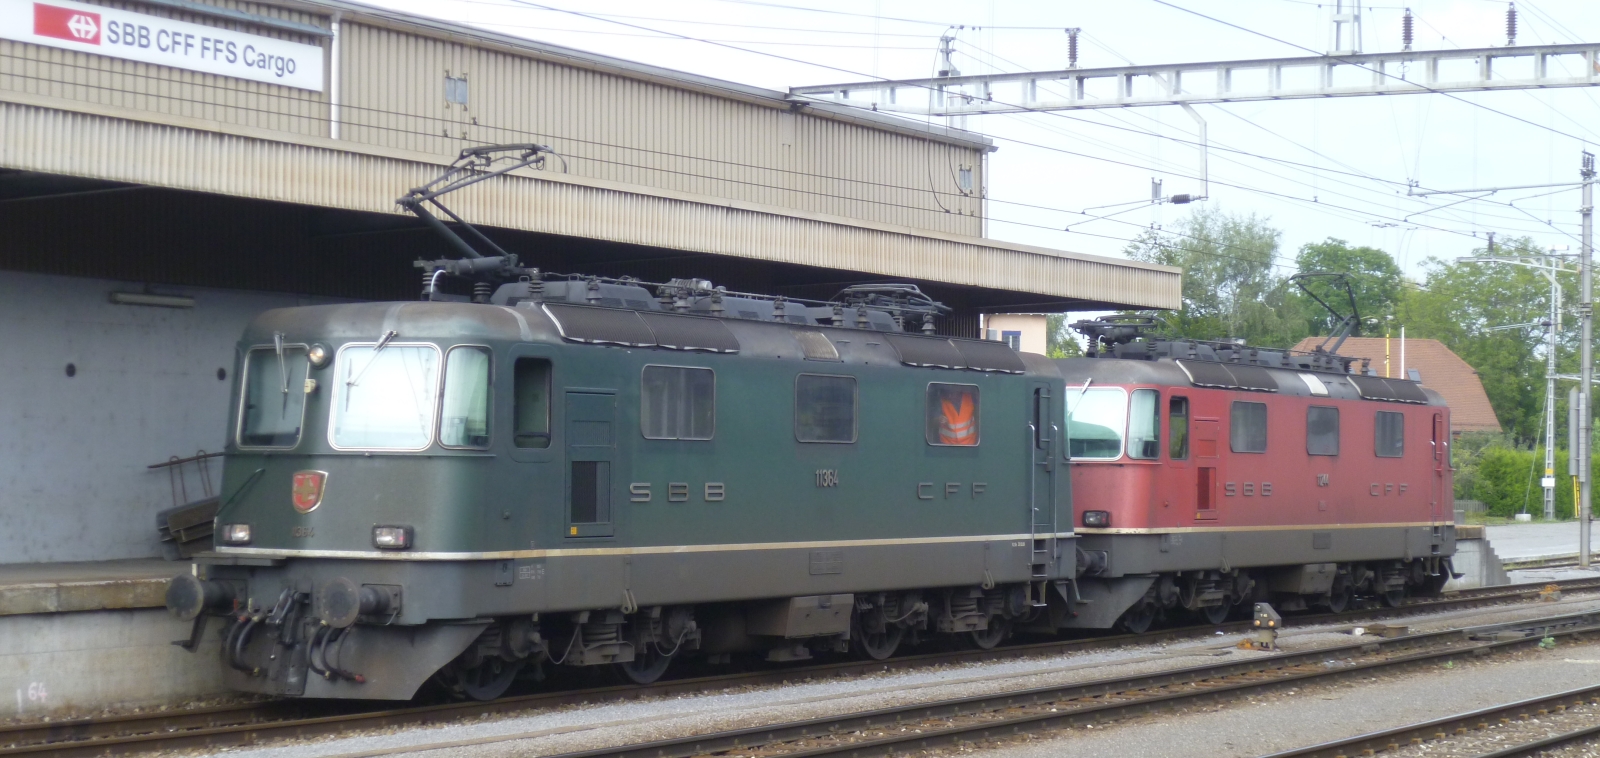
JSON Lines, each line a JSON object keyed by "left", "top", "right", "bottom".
{"left": 1055, "top": 317, "right": 1455, "bottom": 632}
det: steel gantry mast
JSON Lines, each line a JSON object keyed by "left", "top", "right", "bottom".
{"left": 1473, "top": 253, "right": 1574, "bottom": 520}
{"left": 1582, "top": 152, "right": 1595, "bottom": 568}
{"left": 789, "top": 43, "right": 1600, "bottom": 116}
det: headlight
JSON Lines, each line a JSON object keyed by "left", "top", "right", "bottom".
{"left": 1082, "top": 511, "right": 1111, "bottom": 528}
{"left": 372, "top": 525, "right": 413, "bottom": 550}
{"left": 307, "top": 343, "right": 330, "bottom": 368}
{"left": 221, "top": 523, "right": 252, "bottom": 545}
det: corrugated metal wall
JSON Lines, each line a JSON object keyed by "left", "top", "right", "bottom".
{"left": 0, "top": 100, "right": 1177, "bottom": 307}
{"left": 337, "top": 22, "right": 985, "bottom": 235}
{"left": 0, "top": 0, "right": 985, "bottom": 235}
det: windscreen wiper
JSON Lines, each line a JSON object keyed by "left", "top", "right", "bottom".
{"left": 273, "top": 332, "right": 288, "bottom": 396}
{"left": 347, "top": 330, "right": 398, "bottom": 387}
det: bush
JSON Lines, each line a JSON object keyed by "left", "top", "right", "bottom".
{"left": 1454, "top": 433, "right": 1595, "bottom": 519}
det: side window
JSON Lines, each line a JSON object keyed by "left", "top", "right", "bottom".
{"left": 927, "top": 383, "right": 980, "bottom": 446}
{"left": 796, "top": 374, "right": 857, "bottom": 443}
{"left": 1375, "top": 411, "right": 1405, "bottom": 458}
{"left": 238, "top": 346, "right": 309, "bottom": 448}
{"left": 1169, "top": 396, "right": 1189, "bottom": 460}
{"left": 440, "top": 347, "right": 491, "bottom": 448}
{"left": 642, "top": 365, "right": 715, "bottom": 440}
{"left": 1230, "top": 401, "right": 1268, "bottom": 453}
{"left": 1127, "top": 389, "right": 1160, "bottom": 459}
{"left": 1307, "top": 406, "right": 1339, "bottom": 456}
{"left": 513, "top": 358, "right": 552, "bottom": 449}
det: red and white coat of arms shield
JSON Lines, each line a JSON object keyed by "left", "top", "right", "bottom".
{"left": 291, "top": 471, "right": 327, "bottom": 513}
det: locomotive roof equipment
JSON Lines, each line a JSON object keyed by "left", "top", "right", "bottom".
{"left": 399, "top": 144, "right": 951, "bottom": 335}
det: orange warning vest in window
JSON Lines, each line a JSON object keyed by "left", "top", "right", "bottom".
{"left": 939, "top": 393, "right": 977, "bottom": 445}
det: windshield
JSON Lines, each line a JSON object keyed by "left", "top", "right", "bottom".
{"left": 238, "top": 346, "right": 309, "bottom": 448}
{"left": 331, "top": 344, "right": 441, "bottom": 450}
{"left": 1065, "top": 387, "right": 1127, "bottom": 460}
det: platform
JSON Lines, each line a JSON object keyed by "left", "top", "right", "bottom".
{"left": 0, "top": 558, "right": 226, "bottom": 718}
{"left": 0, "top": 558, "right": 179, "bottom": 616}
{"left": 1485, "top": 521, "right": 1598, "bottom": 563}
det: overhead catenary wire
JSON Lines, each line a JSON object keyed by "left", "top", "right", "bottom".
{"left": 486, "top": 0, "right": 1529, "bottom": 235}
{"left": 8, "top": 43, "right": 1571, "bottom": 262}
{"left": 941, "top": 33, "right": 1545, "bottom": 234}
{"left": 943, "top": 38, "right": 1578, "bottom": 235}
{"left": 454, "top": 0, "right": 1594, "bottom": 218}
{"left": 452, "top": 2, "right": 1592, "bottom": 253}
{"left": 12, "top": 2, "right": 1574, "bottom": 277}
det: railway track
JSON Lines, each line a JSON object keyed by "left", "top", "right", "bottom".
{"left": 6, "top": 577, "right": 1600, "bottom": 757}
{"left": 1262, "top": 683, "right": 1600, "bottom": 758}
{"left": 518, "top": 611, "right": 1600, "bottom": 758}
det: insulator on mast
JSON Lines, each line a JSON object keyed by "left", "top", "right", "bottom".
{"left": 1065, "top": 28, "right": 1081, "bottom": 69}
{"left": 1506, "top": 3, "right": 1517, "bottom": 46}
{"left": 1401, "top": 9, "right": 1414, "bottom": 52}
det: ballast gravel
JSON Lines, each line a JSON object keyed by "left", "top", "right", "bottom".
{"left": 945, "top": 640, "right": 1600, "bottom": 758}
{"left": 152, "top": 594, "right": 1600, "bottom": 758}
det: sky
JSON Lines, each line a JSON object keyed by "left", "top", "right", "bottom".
{"left": 367, "top": 0, "right": 1600, "bottom": 284}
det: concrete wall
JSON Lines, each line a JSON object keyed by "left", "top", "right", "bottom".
{"left": 2, "top": 608, "right": 225, "bottom": 717}
{"left": 1442, "top": 538, "right": 1509, "bottom": 591}
{"left": 0, "top": 270, "right": 340, "bottom": 564}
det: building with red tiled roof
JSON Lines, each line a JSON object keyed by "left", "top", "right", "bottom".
{"left": 1289, "top": 337, "right": 1503, "bottom": 434}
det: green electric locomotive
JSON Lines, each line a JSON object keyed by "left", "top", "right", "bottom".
{"left": 165, "top": 271, "right": 1076, "bottom": 700}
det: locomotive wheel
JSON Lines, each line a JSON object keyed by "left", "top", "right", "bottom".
{"left": 455, "top": 658, "right": 523, "bottom": 701}
{"left": 617, "top": 647, "right": 674, "bottom": 685}
{"left": 1119, "top": 601, "right": 1158, "bottom": 634}
{"left": 852, "top": 615, "right": 905, "bottom": 660}
{"left": 1201, "top": 602, "right": 1230, "bottom": 625}
{"left": 1326, "top": 582, "right": 1352, "bottom": 613}
{"left": 968, "top": 615, "right": 1011, "bottom": 650}
{"left": 1382, "top": 587, "right": 1406, "bottom": 608}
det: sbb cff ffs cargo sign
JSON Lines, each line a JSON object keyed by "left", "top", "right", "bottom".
{"left": 1, "top": 0, "right": 324, "bottom": 91}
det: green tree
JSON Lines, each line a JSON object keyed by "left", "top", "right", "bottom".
{"left": 1291, "top": 238, "right": 1404, "bottom": 336}
{"left": 1400, "top": 236, "right": 1566, "bottom": 444}
{"left": 1123, "top": 206, "right": 1306, "bottom": 348}
{"left": 1045, "top": 315, "right": 1084, "bottom": 358}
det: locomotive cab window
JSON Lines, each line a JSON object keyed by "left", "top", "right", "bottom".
{"left": 1065, "top": 387, "right": 1126, "bottom": 460}
{"left": 1230, "top": 401, "right": 1268, "bottom": 453}
{"left": 642, "top": 365, "right": 715, "bottom": 440}
{"left": 513, "top": 358, "right": 552, "bottom": 448}
{"left": 796, "top": 374, "right": 857, "bottom": 443}
{"left": 1169, "top": 396, "right": 1189, "bottom": 460}
{"left": 1128, "top": 389, "right": 1160, "bottom": 459}
{"left": 330, "top": 344, "right": 441, "bottom": 450}
{"left": 439, "top": 347, "right": 491, "bottom": 448}
{"left": 927, "top": 383, "right": 979, "bottom": 446}
{"left": 1307, "top": 406, "right": 1340, "bottom": 456}
{"left": 238, "top": 345, "right": 310, "bottom": 448}
{"left": 1375, "top": 411, "right": 1405, "bottom": 458}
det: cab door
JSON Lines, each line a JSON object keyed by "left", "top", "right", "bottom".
{"left": 1431, "top": 412, "right": 1447, "bottom": 523}
{"left": 1028, "top": 384, "right": 1059, "bottom": 580}
{"left": 565, "top": 390, "right": 617, "bottom": 538}
{"left": 1166, "top": 396, "right": 1193, "bottom": 525}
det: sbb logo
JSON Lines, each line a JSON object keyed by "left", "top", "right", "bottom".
{"left": 33, "top": 4, "right": 101, "bottom": 45}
